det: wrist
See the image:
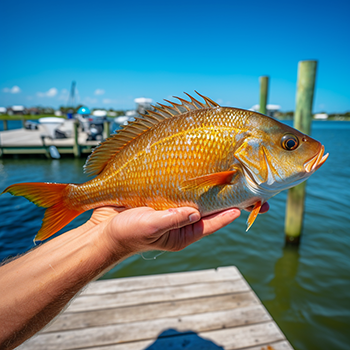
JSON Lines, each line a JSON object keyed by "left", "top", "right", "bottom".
{"left": 88, "top": 217, "right": 134, "bottom": 270}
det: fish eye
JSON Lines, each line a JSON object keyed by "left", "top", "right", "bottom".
{"left": 281, "top": 134, "right": 299, "bottom": 151}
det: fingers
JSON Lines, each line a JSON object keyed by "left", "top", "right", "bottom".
{"left": 171, "top": 208, "right": 241, "bottom": 250}
{"left": 149, "top": 208, "right": 241, "bottom": 251}
{"left": 143, "top": 207, "right": 201, "bottom": 237}
{"left": 104, "top": 207, "right": 202, "bottom": 251}
{"left": 197, "top": 208, "right": 241, "bottom": 237}
{"left": 103, "top": 206, "right": 242, "bottom": 254}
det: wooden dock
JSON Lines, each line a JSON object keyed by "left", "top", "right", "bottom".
{"left": 18, "top": 266, "right": 293, "bottom": 350}
{"left": 0, "top": 126, "right": 98, "bottom": 157}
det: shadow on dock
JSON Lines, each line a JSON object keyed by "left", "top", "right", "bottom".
{"left": 144, "top": 329, "right": 224, "bottom": 349}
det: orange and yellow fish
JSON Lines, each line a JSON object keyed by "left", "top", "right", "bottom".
{"left": 1, "top": 92, "right": 328, "bottom": 242}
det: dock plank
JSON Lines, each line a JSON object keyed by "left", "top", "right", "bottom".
{"left": 20, "top": 305, "right": 271, "bottom": 350}
{"left": 87, "top": 339, "right": 293, "bottom": 350}
{"left": 67, "top": 279, "right": 248, "bottom": 313}
{"left": 44, "top": 291, "right": 260, "bottom": 332}
{"left": 18, "top": 267, "right": 294, "bottom": 350}
{"left": 82, "top": 266, "right": 240, "bottom": 295}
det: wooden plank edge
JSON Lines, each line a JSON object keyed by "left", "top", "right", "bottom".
{"left": 66, "top": 340, "right": 293, "bottom": 350}
{"left": 82, "top": 266, "right": 241, "bottom": 295}
{"left": 43, "top": 291, "right": 261, "bottom": 333}
{"left": 19, "top": 321, "right": 288, "bottom": 350}
{"left": 67, "top": 279, "right": 250, "bottom": 313}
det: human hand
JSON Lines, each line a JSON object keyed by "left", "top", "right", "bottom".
{"left": 85, "top": 203, "right": 268, "bottom": 257}
{"left": 102, "top": 207, "right": 241, "bottom": 254}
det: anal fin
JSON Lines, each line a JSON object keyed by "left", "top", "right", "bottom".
{"left": 246, "top": 201, "right": 262, "bottom": 231}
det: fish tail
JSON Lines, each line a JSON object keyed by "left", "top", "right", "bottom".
{"left": 1, "top": 182, "right": 83, "bottom": 242}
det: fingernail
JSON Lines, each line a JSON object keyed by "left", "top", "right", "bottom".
{"left": 189, "top": 213, "right": 200, "bottom": 222}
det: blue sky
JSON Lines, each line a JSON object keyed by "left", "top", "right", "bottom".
{"left": 1, "top": 0, "right": 349, "bottom": 113}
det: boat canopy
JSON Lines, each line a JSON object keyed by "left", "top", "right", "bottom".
{"left": 77, "top": 106, "right": 91, "bottom": 115}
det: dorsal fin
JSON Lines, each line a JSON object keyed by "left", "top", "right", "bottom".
{"left": 83, "top": 92, "right": 221, "bottom": 176}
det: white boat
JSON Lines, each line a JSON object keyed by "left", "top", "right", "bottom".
{"left": 39, "top": 117, "right": 65, "bottom": 138}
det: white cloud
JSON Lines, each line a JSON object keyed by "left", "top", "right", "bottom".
{"left": 2, "top": 86, "right": 21, "bottom": 94}
{"left": 94, "top": 89, "right": 105, "bottom": 95}
{"left": 37, "top": 87, "right": 58, "bottom": 98}
{"left": 46, "top": 88, "right": 58, "bottom": 97}
{"left": 12, "top": 86, "right": 21, "bottom": 93}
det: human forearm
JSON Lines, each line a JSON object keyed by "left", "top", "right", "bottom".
{"left": 0, "top": 220, "right": 124, "bottom": 349}
{"left": 0, "top": 205, "right": 243, "bottom": 349}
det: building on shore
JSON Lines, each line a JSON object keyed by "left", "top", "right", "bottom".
{"left": 250, "top": 104, "right": 281, "bottom": 118}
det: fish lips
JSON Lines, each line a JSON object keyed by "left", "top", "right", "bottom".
{"left": 304, "top": 145, "right": 329, "bottom": 173}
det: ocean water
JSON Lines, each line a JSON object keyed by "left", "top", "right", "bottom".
{"left": 0, "top": 121, "right": 349, "bottom": 350}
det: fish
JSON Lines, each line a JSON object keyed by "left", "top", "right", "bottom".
{"left": 1, "top": 92, "right": 328, "bottom": 242}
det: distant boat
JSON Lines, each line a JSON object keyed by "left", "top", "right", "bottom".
{"left": 114, "top": 96, "right": 154, "bottom": 126}
{"left": 250, "top": 104, "right": 281, "bottom": 118}
{"left": 114, "top": 110, "right": 136, "bottom": 126}
{"left": 39, "top": 117, "right": 74, "bottom": 139}
{"left": 39, "top": 117, "right": 65, "bottom": 138}
{"left": 75, "top": 106, "right": 106, "bottom": 141}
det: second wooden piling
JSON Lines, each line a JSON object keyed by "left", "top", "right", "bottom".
{"left": 104, "top": 121, "right": 111, "bottom": 139}
{"left": 285, "top": 60, "right": 317, "bottom": 244}
{"left": 259, "top": 76, "right": 269, "bottom": 115}
{"left": 73, "top": 121, "right": 81, "bottom": 157}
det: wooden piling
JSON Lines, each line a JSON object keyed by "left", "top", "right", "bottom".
{"left": 73, "top": 121, "right": 81, "bottom": 157}
{"left": 285, "top": 60, "right": 317, "bottom": 245}
{"left": 103, "top": 121, "right": 110, "bottom": 139}
{"left": 40, "top": 135, "right": 51, "bottom": 159}
{"left": 259, "top": 76, "right": 269, "bottom": 115}
{"left": 3, "top": 120, "right": 8, "bottom": 131}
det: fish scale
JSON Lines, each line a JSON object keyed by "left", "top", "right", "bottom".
{"left": 1, "top": 92, "right": 328, "bottom": 241}
{"left": 72, "top": 108, "right": 246, "bottom": 213}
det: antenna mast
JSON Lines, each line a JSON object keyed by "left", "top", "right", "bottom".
{"left": 67, "top": 81, "right": 76, "bottom": 107}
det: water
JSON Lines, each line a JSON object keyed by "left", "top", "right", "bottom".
{"left": 0, "top": 119, "right": 23, "bottom": 132}
{"left": 0, "top": 121, "right": 349, "bottom": 350}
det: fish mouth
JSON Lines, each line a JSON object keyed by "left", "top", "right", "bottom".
{"left": 304, "top": 145, "right": 329, "bottom": 173}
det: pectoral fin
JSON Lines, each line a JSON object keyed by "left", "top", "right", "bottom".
{"left": 180, "top": 170, "right": 237, "bottom": 191}
{"left": 246, "top": 201, "right": 262, "bottom": 231}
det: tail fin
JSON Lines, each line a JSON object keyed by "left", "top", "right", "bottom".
{"left": 2, "top": 182, "right": 83, "bottom": 242}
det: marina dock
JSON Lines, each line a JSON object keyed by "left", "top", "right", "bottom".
{"left": 18, "top": 266, "right": 293, "bottom": 350}
{"left": 0, "top": 126, "right": 99, "bottom": 157}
